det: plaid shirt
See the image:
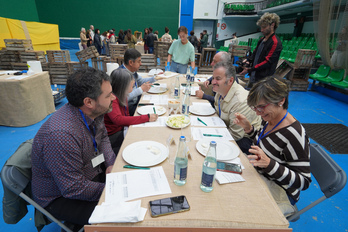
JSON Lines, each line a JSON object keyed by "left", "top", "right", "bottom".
{"left": 31, "top": 103, "right": 116, "bottom": 207}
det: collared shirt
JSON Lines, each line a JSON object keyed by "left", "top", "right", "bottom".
{"left": 214, "top": 82, "right": 261, "bottom": 141}
{"left": 31, "top": 103, "right": 116, "bottom": 208}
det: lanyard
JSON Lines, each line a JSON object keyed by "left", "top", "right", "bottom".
{"left": 133, "top": 73, "right": 138, "bottom": 88}
{"left": 257, "top": 111, "right": 288, "bottom": 145}
{"left": 218, "top": 96, "right": 222, "bottom": 117}
{"left": 79, "top": 109, "right": 98, "bottom": 153}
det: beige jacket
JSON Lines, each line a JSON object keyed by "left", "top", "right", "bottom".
{"left": 214, "top": 82, "right": 261, "bottom": 141}
{"left": 80, "top": 31, "right": 88, "bottom": 45}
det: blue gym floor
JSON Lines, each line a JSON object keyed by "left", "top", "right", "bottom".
{"left": 0, "top": 50, "right": 347, "bottom": 231}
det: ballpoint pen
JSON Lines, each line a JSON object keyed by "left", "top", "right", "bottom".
{"left": 123, "top": 165, "right": 150, "bottom": 170}
{"left": 197, "top": 117, "right": 208, "bottom": 126}
{"left": 153, "top": 107, "right": 156, "bottom": 114}
{"left": 203, "top": 134, "right": 223, "bottom": 137}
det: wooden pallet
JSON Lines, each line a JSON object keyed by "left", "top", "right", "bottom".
{"left": 49, "top": 63, "right": 69, "bottom": 85}
{"left": 198, "top": 67, "right": 213, "bottom": 75}
{"left": 294, "top": 49, "right": 317, "bottom": 68}
{"left": 201, "top": 48, "right": 216, "bottom": 67}
{"left": 229, "top": 45, "right": 250, "bottom": 57}
{"left": 0, "top": 50, "right": 20, "bottom": 69}
{"left": 10, "top": 62, "right": 49, "bottom": 71}
{"left": 75, "top": 46, "right": 99, "bottom": 62}
{"left": 67, "top": 61, "right": 88, "bottom": 74}
{"left": 273, "top": 60, "right": 293, "bottom": 79}
{"left": 47, "top": 50, "right": 71, "bottom": 63}
{"left": 92, "top": 56, "right": 108, "bottom": 71}
{"left": 4, "top": 39, "right": 33, "bottom": 51}
{"left": 154, "top": 41, "right": 171, "bottom": 58}
{"left": 19, "top": 51, "right": 46, "bottom": 63}
{"left": 289, "top": 79, "right": 309, "bottom": 91}
{"left": 109, "top": 44, "right": 128, "bottom": 61}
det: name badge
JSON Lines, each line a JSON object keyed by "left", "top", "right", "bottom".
{"left": 91, "top": 153, "right": 105, "bottom": 168}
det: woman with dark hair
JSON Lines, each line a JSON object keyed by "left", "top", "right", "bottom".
{"left": 94, "top": 28, "right": 102, "bottom": 54}
{"left": 161, "top": 26, "right": 172, "bottom": 42}
{"left": 188, "top": 30, "right": 198, "bottom": 50}
{"left": 144, "top": 28, "right": 149, "bottom": 54}
{"left": 104, "top": 69, "right": 158, "bottom": 154}
{"left": 124, "top": 29, "right": 137, "bottom": 48}
{"left": 117, "top": 29, "right": 125, "bottom": 44}
{"left": 233, "top": 77, "right": 311, "bottom": 216}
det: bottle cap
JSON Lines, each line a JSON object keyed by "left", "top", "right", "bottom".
{"left": 210, "top": 141, "right": 217, "bottom": 145}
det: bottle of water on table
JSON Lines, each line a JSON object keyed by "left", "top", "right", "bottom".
{"left": 174, "top": 75, "right": 180, "bottom": 99}
{"left": 174, "top": 136, "right": 188, "bottom": 186}
{"left": 200, "top": 141, "right": 217, "bottom": 192}
{"left": 181, "top": 84, "right": 190, "bottom": 116}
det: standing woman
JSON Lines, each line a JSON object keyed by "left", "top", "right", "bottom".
{"left": 167, "top": 26, "right": 195, "bottom": 74}
{"left": 94, "top": 28, "right": 102, "bottom": 55}
{"left": 80, "top": 27, "right": 88, "bottom": 50}
{"left": 117, "top": 29, "right": 125, "bottom": 44}
{"left": 124, "top": 29, "right": 137, "bottom": 49}
{"left": 104, "top": 69, "right": 158, "bottom": 154}
{"left": 233, "top": 77, "right": 311, "bottom": 216}
{"left": 144, "top": 28, "right": 149, "bottom": 54}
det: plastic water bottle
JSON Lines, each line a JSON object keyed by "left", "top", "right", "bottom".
{"left": 200, "top": 141, "right": 217, "bottom": 192}
{"left": 174, "top": 75, "right": 180, "bottom": 99}
{"left": 181, "top": 84, "right": 190, "bottom": 116}
{"left": 174, "top": 136, "right": 188, "bottom": 186}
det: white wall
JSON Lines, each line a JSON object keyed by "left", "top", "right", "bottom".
{"left": 193, "top": 0, "right": 223, "bottom": 20}
{"left": 217, "top": 17, "right": 258, "bottom": 42}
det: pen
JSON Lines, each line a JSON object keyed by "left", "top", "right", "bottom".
{"left": 153, "top": 107, "right": 156, "bottom": 114}
{"left": 123, "top": 165, "right": 150, "bottom": 170}
{"left": 138, "top": 103, "right": 154, "bottom": 106}
{"left": 197, "top": 117, "right": 207, "bottom": 126}
{"left": 203, "top": 134, "right": 223, "bottom": 137}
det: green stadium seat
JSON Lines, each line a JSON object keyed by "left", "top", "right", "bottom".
{"left": 316, "top": 69, "right": 345, "bottom": 84}
{"left": 309, "top": 65, "right": 331, "bottom": 80}
{"left": 331, "top": 76, "right": 348, "bottom": 89}
{"left": 287, "top": 52, "right": 298, "bottom": 63}
{"left": 250, "top": 5, "right": 255, "bottom": 11}
{"left": 282, "top": 40, "right": 289, "bottom": 46}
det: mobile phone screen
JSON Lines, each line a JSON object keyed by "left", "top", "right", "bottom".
{"left": 149, "top": 195, "right": 190, "bottom": 217}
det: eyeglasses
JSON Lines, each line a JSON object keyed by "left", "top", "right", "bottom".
{"left": 250, "top": 103, "right": 271, "bottom": 112}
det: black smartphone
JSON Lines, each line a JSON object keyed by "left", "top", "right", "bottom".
{"left": 149, "top": 195, "right": 190, "bottom": 217}
{"left": 217, "top": 161, "right": 242, "bottom": 174}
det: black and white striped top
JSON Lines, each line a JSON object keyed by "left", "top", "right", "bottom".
{"left": 250, "top": 119, "right": 311, "bottom": 202}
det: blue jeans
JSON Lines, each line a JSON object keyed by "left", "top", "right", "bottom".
{"left": 170, "top": 61, "right": 187, "bottom": 74}
{"left": 149, "top": 47, "right": 154, "bottom": 54}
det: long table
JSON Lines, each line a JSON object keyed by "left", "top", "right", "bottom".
{"left": 0, "top": 71, "right": 55, "bottom": 127}
{"left": 85, "top": 73, "right": 291, "bottom": 232}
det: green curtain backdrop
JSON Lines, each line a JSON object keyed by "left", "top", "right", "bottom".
{"left": 34, "top": 0, "right": 180, "bottom": 38}
{"left": 0, "top": 0, "right": 39, "bottom": 22}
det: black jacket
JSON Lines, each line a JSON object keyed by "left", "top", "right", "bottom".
{"left": 248, "top": 33, "right": 282, "bottom": 82}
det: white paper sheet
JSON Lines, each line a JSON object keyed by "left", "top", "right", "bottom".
{"left": 215, "top": 171, "right": 245, "bottom": 184}
{"left": 142, "top": 95, "right": 168, "bottom": 105}
{"left": 191, "top": 127, "right": 234, "bottom": 141}
{"left": 105, "top": 166, "right": 171, "bottom": 204}
{"left": 6, "top": 75, "right": 30, "bottom": 80}
{"left": 132, "top": 117, "right": 168, "bottom": 127}
{"left": 190, "top": 116, "right": 226, "bottom": 127}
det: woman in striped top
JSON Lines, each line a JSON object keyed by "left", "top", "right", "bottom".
{"left": 234, "top": 77, "right": 311, "bottom": 215}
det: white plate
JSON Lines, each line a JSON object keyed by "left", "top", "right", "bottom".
{"left": 189, "top": 104, "right": 215, "bottom": 116}
{"left": 122, "top": 141, "right": 168, "bottom": 167}
{"left": 148, "top": 86, "right": 168, "bottom": 94}
{"left": 165, "top": 115, "right": 191, "bottom": 129}
{"left": 137, "top": 105, "right": 166, "bottom": 116}
{"left": 196, "top": 140, "right": 239, "bottom": 161}
{"left": 157, "top": 72, "right": 178, "bottom": 79}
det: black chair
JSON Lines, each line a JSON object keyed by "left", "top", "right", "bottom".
{"left": 287, "top": 143, "right": 347, "bottom": 222}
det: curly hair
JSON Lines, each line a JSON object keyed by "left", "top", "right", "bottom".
{"left": 257, "top": 12, "right": 280, "bottom": 30}
{"left": 66, "top": 67, "right": 111, "bottom": 107}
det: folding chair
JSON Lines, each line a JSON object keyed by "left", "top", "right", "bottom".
{"left": 287, "top": 143, "right": 347, "bottom": 222}
{"left": 0, "top": 140, "right": 83, "bottom": 232}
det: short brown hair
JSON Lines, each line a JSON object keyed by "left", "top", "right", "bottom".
{"left": 178, "top": 26, "right": 188, "bottom": 34}
{"left": 257, "top": 12, "right": 280, "bottom": 30}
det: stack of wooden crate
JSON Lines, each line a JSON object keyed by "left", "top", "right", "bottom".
{"left": 154, "top": 41, "right": 171, "bottom": 69}
{"left": 199, "top": 48, "right": 216, "bottom": 74}
{"left": 109, "top": 44, "right": 128, "bottom": 65}
{"left": 0, "top": 50, "right": 20, "bottom": 70}
{"left": 75, "top": 46, "right": 99, "bottom": 63}
{"left": 139, "top": 54, "right": 156, "bottom": 72}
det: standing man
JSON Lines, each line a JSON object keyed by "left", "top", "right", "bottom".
{"left": 31, "top": 68, "right": 116, "bottom": 230}
{"left": 212, "top": 61, "right": 261, "bottom": 154}
{"left": 240, "top": 12, "right": 282, "bottom": 87}
{"left": 146, "top": 27, "right": 157, "bottom": 54}
{"left": 89, "top": 25, "right": 95, "bottom": 45}
{"left": 119, "top": 48, "right": 161, "bottom": 116}
{"left": 200, "top": 30, "right": 209, "bottom": 51}
{"left": 167, "top": 26, "right": 195, "bottom": 74}
{"left": 195, "top": 51, "right": 232, "bottom": 105}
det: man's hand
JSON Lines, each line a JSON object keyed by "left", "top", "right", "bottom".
{"left": 141, "top": 82, "right": 152, "bottom": 92}
{"left": 149, "top": 113, "right": 158, "bottom": 122}
{"left": 106, "top": 165, "right": 113, "bottom": 174}
{"left": 239, "top": 67, "right": 250, "bottom": 75}
{"left": 203, "top": 80, "right": 210, "bottom": 88}
{"left": 195, "top": 86, "right": 204, "bottom": 99}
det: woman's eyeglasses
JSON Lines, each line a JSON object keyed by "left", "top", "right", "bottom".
{"left": 250, "top": 103, "right": 271, "bottom": 112}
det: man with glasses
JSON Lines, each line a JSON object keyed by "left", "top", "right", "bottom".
{"left": 212, "top": 61, "right": 261, "bottom": 154}
{"left": 239, "top": 12, "right": 282, "bottom": 87}
{"left": 167, "top": 26, "right": 195, "bottom": 74}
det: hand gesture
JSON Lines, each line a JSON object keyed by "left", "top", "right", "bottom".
{"left": 204, "top": 80, "right": 210, "bottom": 88}
{"left": 141, "top": 82, "right": 152, "bottom": 92}
{"left": 239, "top": 67, "right": 249, "bottom": 75}
{"left": 247, "top": 145, "right": 270, "bottom": 168}
{"left": 233, "top": 113, "right": 252, "bottom": 132}
{"left": 149, "top": 113, "right": 158, "bottom": 122}
{"left": 195, "top": 86, "right": 204, "bottom": 99}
